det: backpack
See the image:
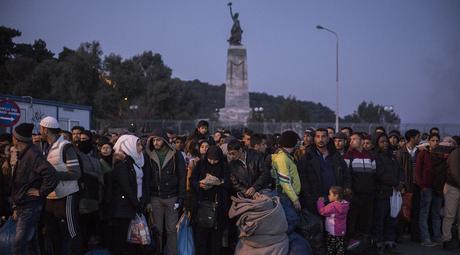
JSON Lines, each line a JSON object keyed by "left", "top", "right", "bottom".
{"left": 63, "top": 144, "right": 102, "bottom": 213}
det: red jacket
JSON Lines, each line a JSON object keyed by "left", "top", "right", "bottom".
{"left": 415, "top": 150, "right": 435, "bottom": 189}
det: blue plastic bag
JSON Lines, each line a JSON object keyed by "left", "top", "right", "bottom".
{"left": 176, "top": 212, "right": 195, "bottom": 255}
{"left": 288, "top": 232, "right": 312, "bottom": 255}
{"left": 84, "top": 249, "right": 111, "bottom": 255}
{"left": 0, "top": 218, "right": 16, "bottom": 255}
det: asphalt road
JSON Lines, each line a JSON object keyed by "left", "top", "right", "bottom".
{"left": 398, "top": 242, "right": 457, "bottom": 255}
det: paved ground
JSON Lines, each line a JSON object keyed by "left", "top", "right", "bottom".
{"left": 398, "top": 241, "right": 459, "bottom": 255}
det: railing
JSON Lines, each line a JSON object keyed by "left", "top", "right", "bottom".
{"left": 94, "top": 119, "right": 460, "bottom": 136}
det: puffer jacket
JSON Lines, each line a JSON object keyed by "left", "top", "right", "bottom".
{"left": 146, "top": 137, "right": 186, "bottom": 200}
{"left": 229, "top": 149, "right": 271, "bottom": 194}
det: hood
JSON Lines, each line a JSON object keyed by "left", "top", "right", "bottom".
{"left": 146, "top": 136, "right": 175, "bottom": 154}
{"left": 146, "top": 136, "right": 176, "bottom": 169}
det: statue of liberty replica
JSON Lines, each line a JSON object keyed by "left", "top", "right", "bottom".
{"left": 227, "top": 2, "right": 243, "bottom": 45}
{"left": 219, "top": 2, "right": 251, "bottom": 125}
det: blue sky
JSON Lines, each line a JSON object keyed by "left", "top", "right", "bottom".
{"left": 1, "top": 0, "right": 459, "bottom": 123}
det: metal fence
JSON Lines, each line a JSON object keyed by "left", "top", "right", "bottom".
{"left": 96, "top": 119, "right": 460, "bottom": 136}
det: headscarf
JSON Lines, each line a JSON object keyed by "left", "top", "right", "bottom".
{"left": 114, "top": 134, "right": 144, "bottom": 199}
{"left": 113, "top": 135, "right": 144, "bottom": 168}
{"left": 204, "top": 146, "right": 225, "bottom": 177}
{"left": 206, "top": 145, "right": 222, "bottom": 161}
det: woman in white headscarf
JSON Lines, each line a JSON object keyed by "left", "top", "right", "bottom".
{"left": 109, "top": 134, "right": 151, "bottom": 254}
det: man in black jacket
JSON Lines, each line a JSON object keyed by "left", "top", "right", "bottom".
{"left": 227, "top": 139, "right": 270, "bottom": 197}
{"left": 297, "top": 128, "right": 351, "bottom": 214}
{"left": 11, "top": 123, "right": 58, "bottom": 255}
{"left": 146, "top": 128, "right": 186, "bottom": 255}
{"left": 297, "top": 128, "right": 350, "bottom": 255}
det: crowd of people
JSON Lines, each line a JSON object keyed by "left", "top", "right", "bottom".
{"left": 1, "top": 117, "right": 460, "bottom": 255}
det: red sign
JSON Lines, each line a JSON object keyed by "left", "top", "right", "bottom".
{"left": 0, "top": 99, "right": 21, "bottom": 127}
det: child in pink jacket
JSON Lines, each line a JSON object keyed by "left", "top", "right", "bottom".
{"left": 317, "top": 186, "right": 350, "bottom": 255}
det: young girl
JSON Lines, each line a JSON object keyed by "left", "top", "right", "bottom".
{"left": 317, "top": 186, "right": 350, "bottom": 255}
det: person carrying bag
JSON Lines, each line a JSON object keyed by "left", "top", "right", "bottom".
{"left": 191, "top": 146, "right": 230, "bottom": 255}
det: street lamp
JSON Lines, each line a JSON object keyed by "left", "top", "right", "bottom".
{"left": 316, "top": 25, "right": 339, "bottom": 132}
{"left": 381, "top": 105, "right": 394, "bottom": 123}
{"left": 253, "top": 107, "right": 264, "bottom": 122}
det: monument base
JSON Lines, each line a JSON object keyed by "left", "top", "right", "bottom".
{"left": 218, "top": 107, "right": 251, "bottom": 126}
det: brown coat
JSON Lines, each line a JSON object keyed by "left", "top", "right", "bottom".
{"left": 446, "top": 148, "right": 460, "bottom": 188}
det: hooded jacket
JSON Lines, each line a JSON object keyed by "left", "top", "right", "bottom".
{"left": 317, "top": 199, "right": 350, "bottom": 236}
{"left": 146, "top": 136, "right": 186, "bottom": 200}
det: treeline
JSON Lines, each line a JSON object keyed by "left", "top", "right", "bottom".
{"left": 0, "top": 26, "right": 398, "bottom": 127}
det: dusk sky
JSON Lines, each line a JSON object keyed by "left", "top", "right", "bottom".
{"left": 1, "top": 0, "right": 459, "bottom": 123}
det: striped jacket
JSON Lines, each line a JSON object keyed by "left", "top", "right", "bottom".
{"left": 343, "top": 149, "right": 376, "bottom": 194}
{"left": 272, "top": 149, "right": 301, "bottom": 203}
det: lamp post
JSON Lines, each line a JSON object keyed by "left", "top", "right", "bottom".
{"left": 316, "top": 25, "right": 339, "bottom": 132}
{"left": 253, "top": 107, "right": 264, "bottom": 122}
{"left": 129, "top": 104, "right": 139, "bottom": 128}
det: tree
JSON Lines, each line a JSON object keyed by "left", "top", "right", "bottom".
{"left": 278, "top": 95, "right": 310, "bottom": 122}
{"left": 0, "top": 26, "right": 342, "bottom": 128}
{"left": 343, "top": 101, "right": 400, "bottom": 123}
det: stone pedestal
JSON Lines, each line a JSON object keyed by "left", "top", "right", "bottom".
{"left": 218, "top": 45, "right": 251, "bottom": 125}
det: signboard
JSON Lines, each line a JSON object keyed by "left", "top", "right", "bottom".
{"left": 0, "top": 99, "right": 21, "bottom": 127}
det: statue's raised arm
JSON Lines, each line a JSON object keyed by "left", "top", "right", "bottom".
{"left": 227, "top": 2, "right": 243, "bottom": 45}
{"left": 228, "top": 2, "right": 234, "bottom": 20}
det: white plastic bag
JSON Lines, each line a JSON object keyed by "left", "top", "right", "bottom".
{"left": 390, "top": 189, "right": 402, "bottom": 218}
{"left": 127, "top": 213, "right": 151, "bottom": 245}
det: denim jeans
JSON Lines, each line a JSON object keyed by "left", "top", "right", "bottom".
{"left": 279, "top": 194, "right": 299, "bottom": 234}
{"left": 12, "top": 204, "right": 43, "bottom": 255}
{"left": 419, "top": 188, "right": 442, "bottom": 242}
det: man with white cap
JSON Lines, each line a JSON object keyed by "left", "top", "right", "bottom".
{"left": 39, "top": 116, "right": 83, "bottom": 254}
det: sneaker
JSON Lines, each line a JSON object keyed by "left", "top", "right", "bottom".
{"left": 421, "top": 240, "right": 437, "bottom": 247}
{"left": 385, "top": 242, "right": 402, "bottom": 254}
{"left": 347, "top": 239, "right": 361, "bottom": 250}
